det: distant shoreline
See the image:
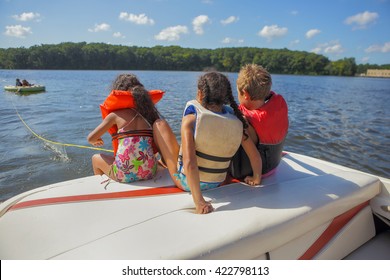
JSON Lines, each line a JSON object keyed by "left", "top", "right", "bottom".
{"left": 1, "top": 42, "right": 389, "bottom": 76}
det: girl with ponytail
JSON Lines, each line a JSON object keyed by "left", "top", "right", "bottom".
{"left": 88, "top": 74, "right": 162, "bottom": 183}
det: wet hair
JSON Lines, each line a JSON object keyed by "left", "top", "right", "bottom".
{"left": 236, "top": 64, "right": 272, "bottom": 100}
{"left": 131, "top": 85, "right": 161, "bottom": 125}
{"left": 198, "top": 72, "right": 248, "bottom": 136}
{"left": 111, "top": 74, "right": 143, "bottom": 91}
{"left": 112, "top": 74, "right": 161, "bottom": 125}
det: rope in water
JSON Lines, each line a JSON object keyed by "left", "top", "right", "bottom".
{"left": 12, "top": 101, "right": 114, "bottom": 153}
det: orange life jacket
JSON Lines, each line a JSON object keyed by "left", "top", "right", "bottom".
{"left": 100, "top": 89, "right": 164, "bottom": 155}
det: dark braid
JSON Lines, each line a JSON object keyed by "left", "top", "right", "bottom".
{"left": 131, "top": 85, "right": 161, "bottom": 126}
{"left": 197, "top": 74, "right": 211, "bottom": 107}
{"left": 198, "top": 72, "right": 249, "bottom": 138}
{"left": 225, "top": 80, "right": 249, "bottom": 139}
{"left": 198, "top": 72, "right": 226, "bottom": 107}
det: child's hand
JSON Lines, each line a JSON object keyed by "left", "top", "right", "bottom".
{"left": 244, "top": 174, "right": 261, "bottom": 186}
{"left": 91, "top": 138, "right": 104, "bottom": 147}
{"left": 195, "top": 200, "right": 214, "bottom": 214}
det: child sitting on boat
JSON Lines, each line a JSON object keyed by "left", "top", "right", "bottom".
{"left": 230, "top": 64, "right": 289, "bottom": 179}
{"left": 153, "top": 72, "right": 262, "bottom": 214}
{"left": 87, "top": 74, "right": 162, "bottom": 183}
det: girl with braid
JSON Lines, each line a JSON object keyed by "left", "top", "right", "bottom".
{"left": 153, "top": 72, "right": 261, "bottom": 214}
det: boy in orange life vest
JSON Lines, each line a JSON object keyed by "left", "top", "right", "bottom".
{"left": 230, "top": 64, "right": 289, "bottom": 179}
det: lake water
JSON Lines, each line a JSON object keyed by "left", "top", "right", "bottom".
{"left": 0, "top": 70, "right": 389, "bottom": 202}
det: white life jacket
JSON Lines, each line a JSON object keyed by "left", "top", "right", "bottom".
{"left": 178, "top": 100, "right": 243, "bottom": 183}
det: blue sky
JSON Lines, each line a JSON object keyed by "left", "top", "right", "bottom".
{"left": 1, "top": 0, "right": 389, "bottom": 65}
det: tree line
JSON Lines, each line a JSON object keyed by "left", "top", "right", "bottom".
{"left": 0, "top": 42, "right": 389, "bottom": 76}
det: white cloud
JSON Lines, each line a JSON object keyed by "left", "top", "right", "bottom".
{"left": 12, "top": 12, "right": 41, "bottom": 22}
{"left": 344, "top": 11, "right": 378, "bottom": 29}
{"left": 222, "top": 37, "right": 233, "bottom": 44}
{"left": 311, "top": 47, "right": 322, "bottom": 54}
{"left": 220, "top": 16, "right": 239, "bottom": 25}
{"left": 311, "top": 41, "right": 344, "bottom": 54}
{"left": 291, "top": 10, "right": 299, "bottom": 16}
{"left": 306, "top": 29, "right": 321, "bottom": 39}
{"left": 192, "top": 15, "right": 210, "bottom": 35}
{"left": 88, "top": 23, "right": 110, "bottom": 32}
{"left": 221, "top": 37, "right": 244, "bottom": 44}
{"left": 365, "top": 42, "right": 390, "bottom": 53}
{"left": 290, "top": 39, "right": 300, "bottom": 46}
{"left": 258, "top": 25, "right": 288, "bottom": 41}
{"left": 113, "top": 32, "right": 125, "bottom": 38}
{"left": 4, "top": 25, "right": 32, "bottom": 38}
{"left": 154, "top": 25, "right": 188, "bottom": 41}
{"left": 119, "top": 12, "right": 155, "bottom": 25}
{"left": 324, "top": 43, "right": 343, "bottom": 54}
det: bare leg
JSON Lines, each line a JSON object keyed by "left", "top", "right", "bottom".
{"left": 92, "top": 153, "right": 115, "bottom": 177}
{"left": 153, "top": 119, "right": 180, "bottom": 183}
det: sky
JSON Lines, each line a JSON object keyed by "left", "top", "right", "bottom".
{"left": 1, "top": 0, "right": 389, "bottom": 65}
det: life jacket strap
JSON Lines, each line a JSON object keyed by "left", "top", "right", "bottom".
{"left": 198, "top": 166, "right": 230, "bottom": 174}
{"left": 195, "top": 150, "right": 232, "bottom": 163}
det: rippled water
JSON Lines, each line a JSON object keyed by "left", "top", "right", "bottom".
{"left": 0, "top": 70, "right": 389, "bottom": 201}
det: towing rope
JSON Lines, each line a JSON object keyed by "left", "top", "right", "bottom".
{"left": 12, "top": 101, "right": 113, "bottom": 153}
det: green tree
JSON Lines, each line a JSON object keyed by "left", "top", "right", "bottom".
{"left": 0, "top": 42, "right": 384, "bottom": 76}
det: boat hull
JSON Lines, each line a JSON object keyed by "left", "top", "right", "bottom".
{"left": 0, "top": 152, "right": 388, "bottom": 259}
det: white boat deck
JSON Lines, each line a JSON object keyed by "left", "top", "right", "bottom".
{"left": 0, "top": 152, "right": 387, "bottom": 259}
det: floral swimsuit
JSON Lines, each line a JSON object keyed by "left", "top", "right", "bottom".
{"left": 111, "top": 113, "right": 158, "bottom": 183}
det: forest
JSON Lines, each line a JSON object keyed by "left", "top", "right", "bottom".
{"left": 0, "top": 42, "right": 389, "bottom": 76}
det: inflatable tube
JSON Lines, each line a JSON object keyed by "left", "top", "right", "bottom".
{"left": 4, "top": 85, "right": 45, "bottom": 93}
{"left": 100, "top": 89, "right": 164, "bottom": 154}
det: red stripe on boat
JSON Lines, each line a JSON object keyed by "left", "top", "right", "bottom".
{"left": 9, "top": 185, "right": 183, "bottom": 211}
{"left": 299, "top": 201, "right": 369, "bottom": 260}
